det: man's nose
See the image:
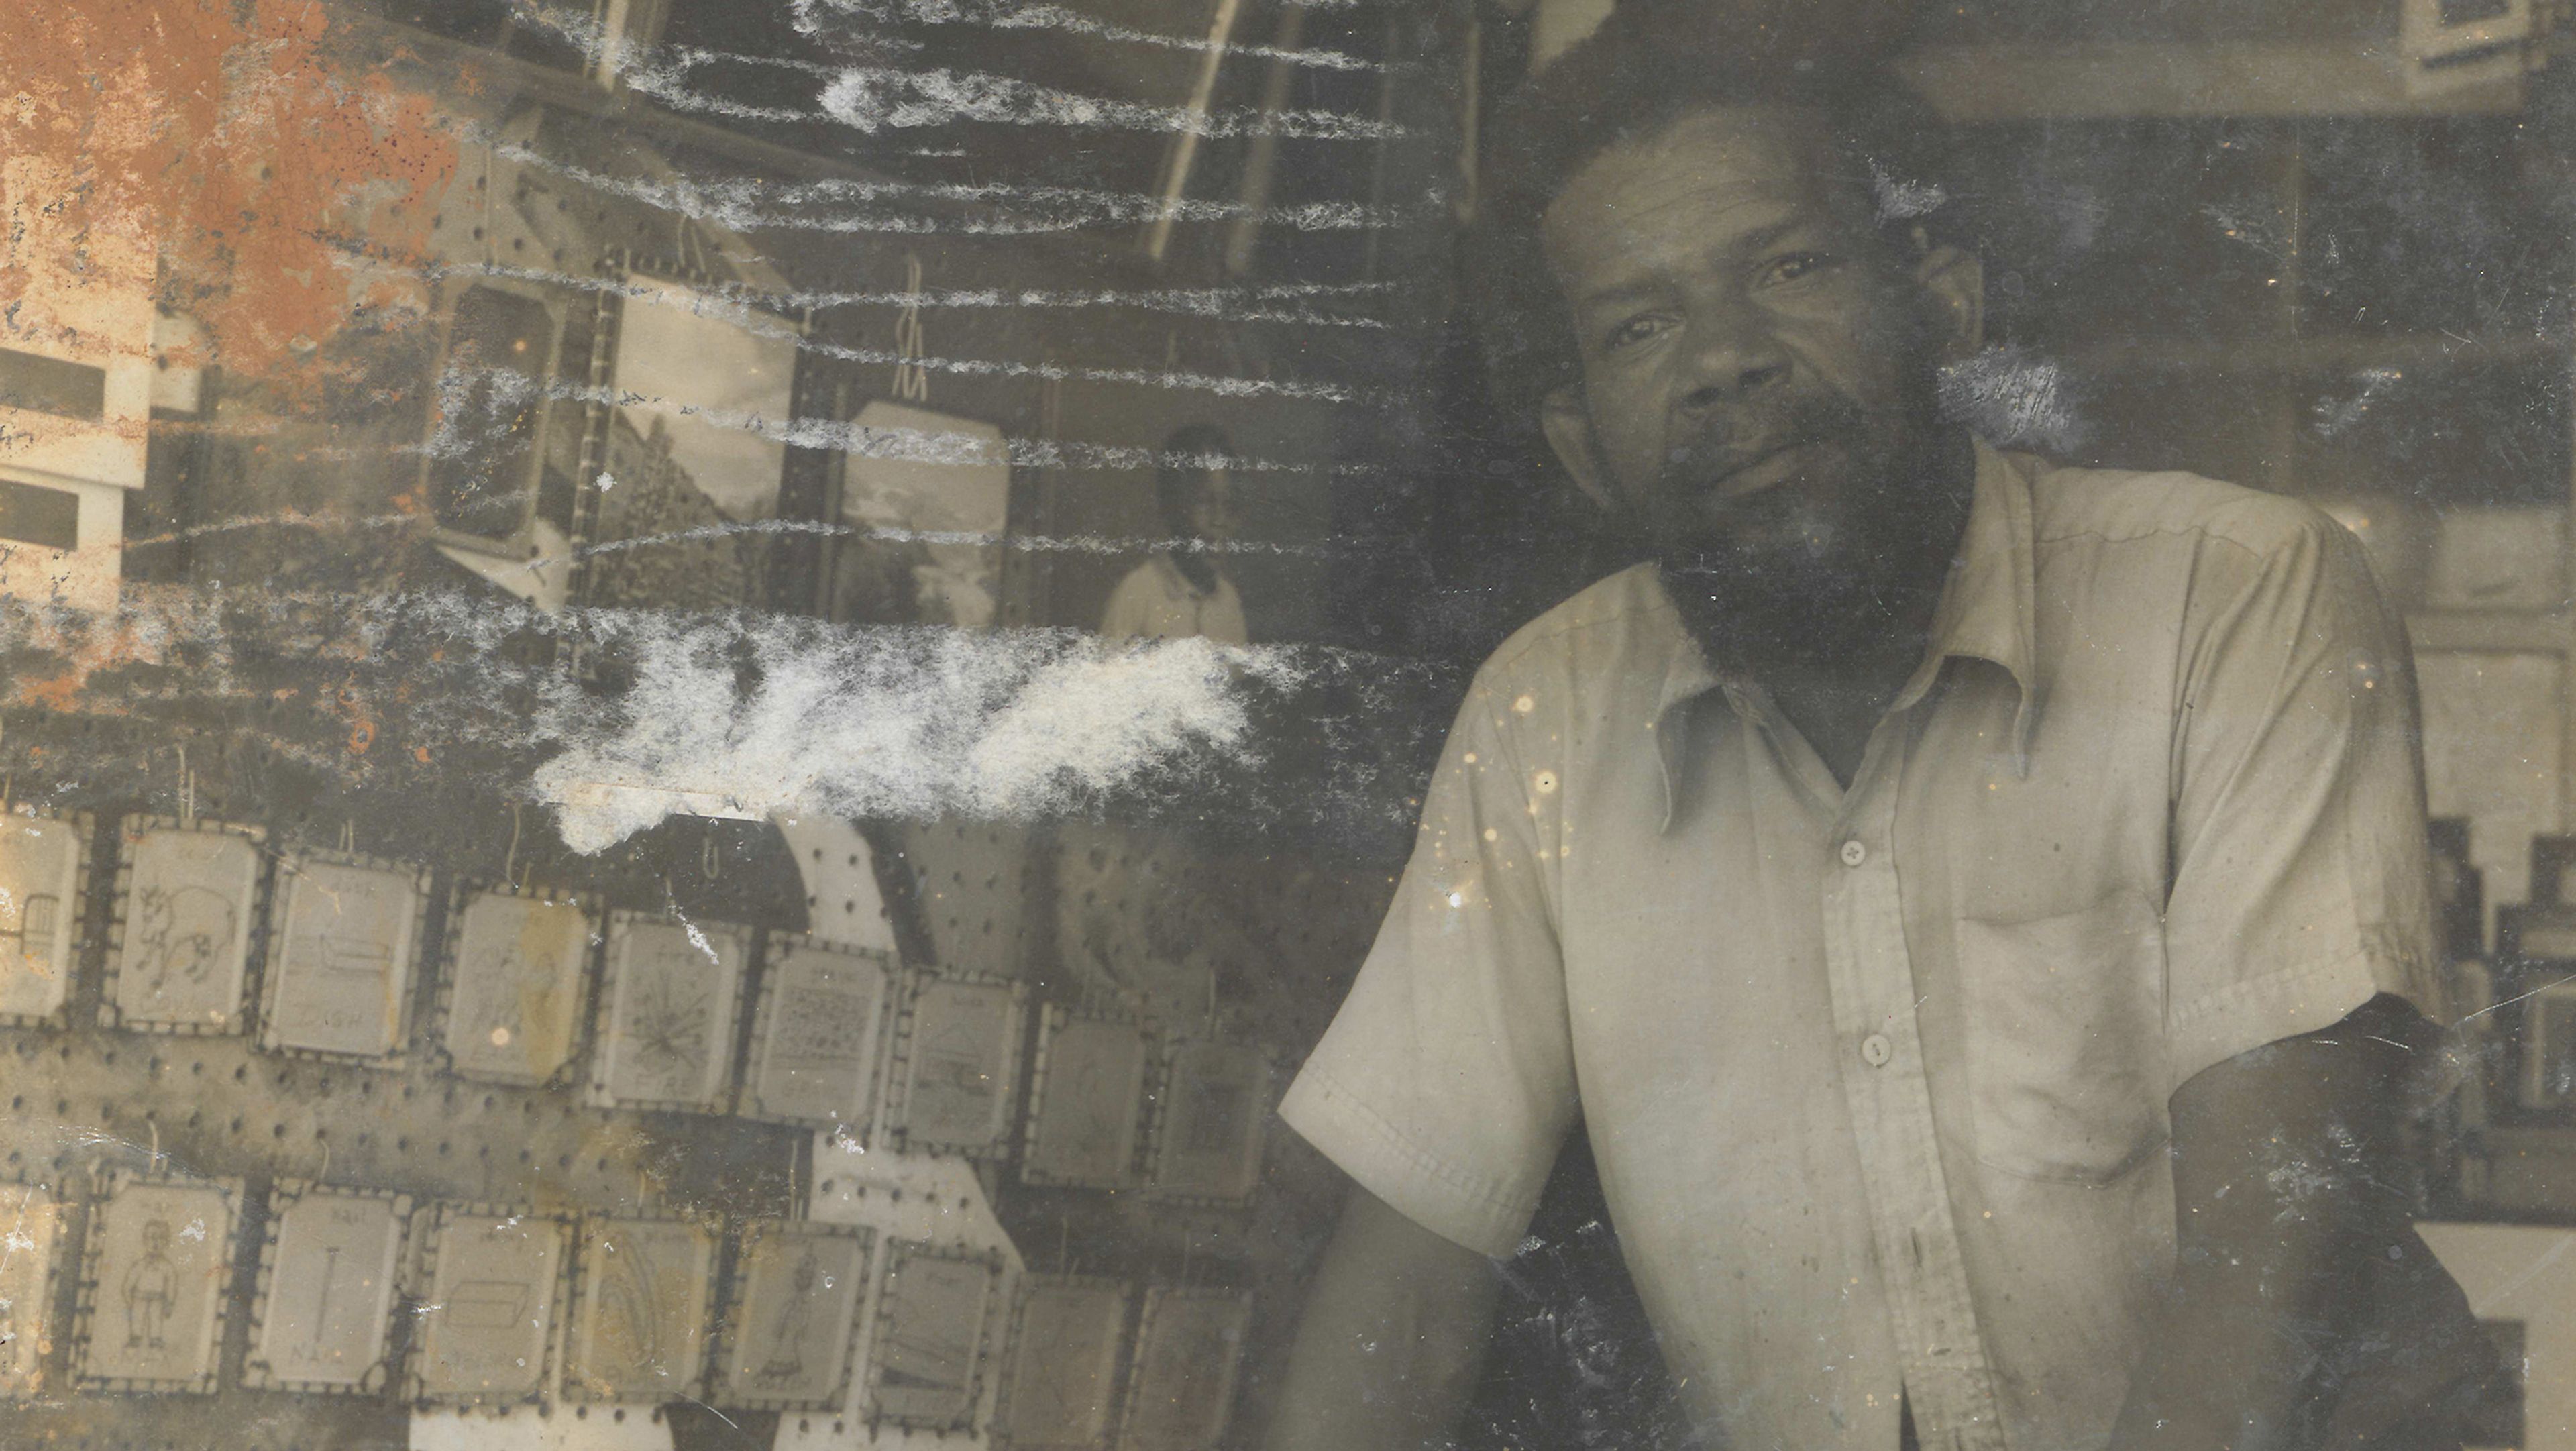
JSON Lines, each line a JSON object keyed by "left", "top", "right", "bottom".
{"left": 1675, "top": 309, "right": 1790, "bottom": 411}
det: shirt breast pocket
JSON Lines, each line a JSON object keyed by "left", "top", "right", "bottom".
{"left": 1953, "top": 890, "right": 2171, "bottom": 1185}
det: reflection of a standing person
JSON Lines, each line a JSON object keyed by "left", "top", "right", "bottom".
{"left": 1100, "top": 424, "right": 1249, "bottom": 644}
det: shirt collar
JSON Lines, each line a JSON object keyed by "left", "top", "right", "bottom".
{"left": 1650, "top": 437, "right": 2043, "bottom": 830}
{"left": 1155, "top": 551, "right": 1222, "bottom": 600}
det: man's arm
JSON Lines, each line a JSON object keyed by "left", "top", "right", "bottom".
{"left": 2108, "top": 994, "right": 2428, "bottom": 1451}
{"left": 1265, "top": 1182, "right": 1502, "bottom": 1451}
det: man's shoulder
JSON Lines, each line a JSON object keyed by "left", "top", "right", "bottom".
{"left": 1474, "top": 563, "right": 1679, "bottom": 688}
{"left": 2021, "top": 453, "right": 2349, "bottom": 566}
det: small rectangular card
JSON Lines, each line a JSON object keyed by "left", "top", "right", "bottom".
{"left": 565, "top": 1215, "right": 718, "bottom": 1403}
{"left": 997, "top": 1275, "right": 1133, "bottom": 1451}
{"left": 242, "top": 1182, "right": 409, "bottom": 1395}
{"left": 0, "top": 812, "right": 86, "bottom": 1026}
{"left": 0, "top": 1183, "right": 68, "bottom": 1399}
{"left": 1021, "top": 1009, "right": 1150, "bottom": 1189}
{"left": 103, "top": 818, "right": 263, "bottom": 1034}
{"left": 73, "top": 1171, "right": 241, "bottom": 1394}
{"left": 1117, "top": 1289, "right": 1253, "bottom": 1451}
{"left": 411, "top": 1205, "right": 569, "bottom": 1406}
{"left": 1147, "top": 1042, "right": 1271, "bottom": 1205}
{"left": 889, "top": 974, "right": 1027, "bottom": 1156}
{"left": 738, "top": 936, "right": 895, "bottom": 1130}
{"left": 258, "top": 851, "right": 429, "bottom": 1062}
{"left": 437, "top": 885, "right": 598, "bottom": 1087}
{"left": 588, "top": 912, "right": 750, "bottom": 1114}
{"left": 715, "top": 1221, "right": 870, "bottom": 1412}
{"left": 866, "top": 1243, "right": 1003, "bottom": 1430}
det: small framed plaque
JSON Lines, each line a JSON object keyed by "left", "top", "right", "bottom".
{"left": 714, "top": 1220, "right": 870, "bottom": 1413}
{"left": 409, "top": 1204, "right": 570, "bottom": 1407}
{"left": 0, "top": 812, "right": 88, "bottom": 1027}
{"left": 1021, "top": 1008, "right": 1150, "bottom": 1189}
{"left": 865, "top": 1242, "right": 1004, "bottom": 1431}
{"left": 564, "top": 1214, "right": 718, "bottom": 1404}
{"left": 102, "top": 817, "right": 264, "bottom": 1034}
{"left": 71, "top": 1170, "right": 241, "bottom": 1395}
{"left": 995, "top": 1275, "right": 1134, "bottom": 1451}
{"left": 887, "top": 973, "right": 1028, "bottom": 1157}
{"left": 738, "top": 935, "right": 896, "bottom": 1131}
{"left": 587, "top": 911, "right": 751, "bottom": 1114}
{"left": 1146, "top": 1041, "right": 1271, "bottom": 1205}
{"left": 1116, "top": 1288, "right": 1252, "bottom": 1451}
{"left": 241, "top": 1181, "right": 410, "bottom": 1395}
{"left": 257, "top": 851, "right": 430, "bottom": 1063}
{"left": 0, "top": 1181, "right": 70, "bottom": 1399}
{"left": 435, "top": 883, "right": 599, "bottom": 1087}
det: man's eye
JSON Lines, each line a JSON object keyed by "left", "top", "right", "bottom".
{"left": 1760, "top": 252, "right": 1837, "bottom": 286}
{"left": 1604, "top": 315, "right": 1668, "bottom": 350}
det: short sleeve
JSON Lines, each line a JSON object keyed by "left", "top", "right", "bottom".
{"left": 2162, "top": 510, "right": 2442, "bottom": 1090}
{"left": 1277, "top": 682, "right": 1580, "bottom": 1258}
{"left": 1098, "top": 568, "right": 1152, "bottom": 639}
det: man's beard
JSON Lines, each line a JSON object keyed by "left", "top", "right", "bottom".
{"left": 1649, "top": 391, "right": 1933, "bottom": 668}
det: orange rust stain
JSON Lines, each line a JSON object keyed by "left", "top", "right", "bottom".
{"left": 0, "top": 0, "right": 458, "bottom": 386}
{"left": 413, "top": 745, "right": 431, "bottom": 765}
{"left": 17, "top": 673, "right": 91, "bottom": 714}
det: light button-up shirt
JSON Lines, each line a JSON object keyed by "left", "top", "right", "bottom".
{"left": 1279, "top": 441, "right": 2441, "bottom": 1451}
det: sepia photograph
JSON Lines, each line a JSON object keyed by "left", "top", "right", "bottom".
{"left": 13, "top": 0, "right": 2576, "bottom": 1445}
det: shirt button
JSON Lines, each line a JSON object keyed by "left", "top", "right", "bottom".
{"left": 1839, "top": 839, "right": 1868, "bottom": 867}
{"left": 1860, "top": 1034, "right": 1894, "bottom": 1067}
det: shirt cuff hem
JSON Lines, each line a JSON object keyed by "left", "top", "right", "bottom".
{"left": 2166, "top": 944, "right": 2429, "bottom": 1092}
{"left": 1277, "top": 1070, "right": 1536, "bottom": 1260}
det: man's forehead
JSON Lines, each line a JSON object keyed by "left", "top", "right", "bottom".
{"left": 1544, "top": 105, "right": 1841, "bottom": 232}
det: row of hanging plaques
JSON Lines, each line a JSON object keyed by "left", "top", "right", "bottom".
{"left": 0, "top": 813, "right": 1270, "bottom": 1193}
{"left": 0, "top": 1175, "right": 1252, "bottom": 1447}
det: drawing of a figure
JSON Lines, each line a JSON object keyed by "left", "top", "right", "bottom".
{"left": 121, "top": 1219, "right": 178, "bottom": 1351}
{"left": 131, "top": 885, "right": 235, "bottom": 995}
{"left": 753, "top": 1248, "right": 818, "bottom": 1387}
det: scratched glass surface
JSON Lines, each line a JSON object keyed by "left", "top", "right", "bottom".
{"left": 5, "top": 0, "right": 2576, "bottom": 1446}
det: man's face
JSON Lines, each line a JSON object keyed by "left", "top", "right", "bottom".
{"left": 1539, "top": 105, "right": 1979, "bottom": 607}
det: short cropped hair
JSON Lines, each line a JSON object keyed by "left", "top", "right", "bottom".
{"left": 1474, "top": 2, "right": 1957, "bottom": 423}
{"left": 1156, "top": 423, "right": 1234, "bottom": 535}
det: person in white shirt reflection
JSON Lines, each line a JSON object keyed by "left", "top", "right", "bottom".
{"left": 1100, "top": 423, "right": 1250, "bottom": 645}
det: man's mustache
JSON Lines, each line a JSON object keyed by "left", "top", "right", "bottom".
{"left": 1656, "top": 392, "right": 1875, "bottom": 494}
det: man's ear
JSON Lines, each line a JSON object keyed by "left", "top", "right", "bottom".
{"left": 1541, "top": 385, "right": 1617, "bottom": 509}
{"left": 1910, "top": 235, "right": 1985, "bottom": 359}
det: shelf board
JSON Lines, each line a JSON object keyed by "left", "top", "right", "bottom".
{"left": 1901, "top": 41, "right": 2526, "bottom": 121}
{"left": 2059, "top": 331, "right": 2565, "bottom": 376}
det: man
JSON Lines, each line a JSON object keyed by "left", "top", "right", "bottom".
{"left": 1268, "top": 11, "right": 2487, "bottom": 1451}
{"left": 1099, "top": 423, "right": 1251, "bottom": 645}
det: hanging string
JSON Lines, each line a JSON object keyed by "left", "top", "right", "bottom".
{"left": 177, "top": 747, "right": 194, "bottom": 829}
{"left": 892, "top": 254, "right": 930, "bottom": 403}
{"left": 340, "top": 820, "right": 356, "bottom": 856}
{"left": 503, "top": 804, "right": 523, "bottom": 894}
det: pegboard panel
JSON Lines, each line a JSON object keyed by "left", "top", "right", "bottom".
{"left": 882, "top": 820, "right": 1040, "bottom": 982}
